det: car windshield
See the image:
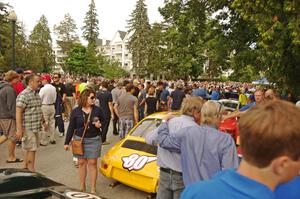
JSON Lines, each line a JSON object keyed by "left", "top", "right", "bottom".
{"left": 222, "top": 101, "right": 238, "bottom": 110}
{"left": 130, "top": 119, "right": 162, "bottom": 138}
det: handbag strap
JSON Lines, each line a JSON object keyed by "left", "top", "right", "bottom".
{"left": 71, "top": 108, "right": 92, "bottom": 142}
{"left": 80, "top": 110, "right": 92, "bottom": 142}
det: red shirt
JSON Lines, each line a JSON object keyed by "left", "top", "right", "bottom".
{"left": 13, "top": 81, "right": 25, "bottom": 95}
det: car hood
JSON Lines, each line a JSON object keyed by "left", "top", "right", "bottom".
{"left": 0, "top": 168, "right": 105, "bottom": 199}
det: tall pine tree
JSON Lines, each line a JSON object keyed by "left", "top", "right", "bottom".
{"left": 54, "top": 13, "right": 79, "bottom": 54}
{"left": 81, "top": 0, "right": 101, "bottom": 75}
{"left": 82, "top": 0, "right": 99, "bottom": 48}
{"left": 127, "top": 0, "right": 151, "bottom": 76}
{"left": 28, "top": 15, "right": 54, "bottom": 72}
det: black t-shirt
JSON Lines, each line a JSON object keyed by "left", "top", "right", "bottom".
{"left": 52, "top": 82, "right": 66, "bottom": 98}
{"left": 65, "top": 83, "right": 75, "bottom": 97}
{"left": 146, "top": 96, "right": 158, "bottom": 115}
{"left": 170, "top": 89, "right": 185, "bottom": 110}
{"left": 156, "top": 89, "right": 162, "bottom": 100}
{"left": 96, "top": 90, "right": 113, "bottom": 119}
{"left": 108, "top": 84, "right": 115, "bottom": 92}
{"left": 133, "top": 86, "right": 139, "bottom": 98}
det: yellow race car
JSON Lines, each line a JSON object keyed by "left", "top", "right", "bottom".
{"left": 100, "top": 112, "right": 169, "bottom": 193}
{"left": 100, "top": 111, "right": 239, "bottom": 193}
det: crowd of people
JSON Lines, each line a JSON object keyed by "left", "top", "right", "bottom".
{"left": 0, "top": 68, "right": 300, "bottom": 198}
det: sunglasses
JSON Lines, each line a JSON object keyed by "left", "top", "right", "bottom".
{"left": 89, "top": 96, "right": 95, "bottom": 100}
{"left": 53, "top": 76, "right": 59, "bottom": 79}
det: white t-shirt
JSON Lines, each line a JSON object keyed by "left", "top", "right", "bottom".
{"left": 39, "top": 84, "right": 57, "bottom": 105}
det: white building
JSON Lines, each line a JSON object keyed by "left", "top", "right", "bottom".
{"left": 52, "top": 45, "right": 66, "bottom": 74}
{"left": 97, "top": 30, "right": 133, "bottom": 71}
{"left": 53, "top": 45, "right": 67, "bottom": 66}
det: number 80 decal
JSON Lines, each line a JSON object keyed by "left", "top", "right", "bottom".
{"left": 122, "top": 154, "right": 157, "bottom": 171}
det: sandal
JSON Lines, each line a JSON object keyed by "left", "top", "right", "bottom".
{"left": 6, "top": 158, "right": 23, "bottom": 163}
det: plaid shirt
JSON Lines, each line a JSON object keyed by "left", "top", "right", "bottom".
{"left": 16, "top": 86, "right": 43, "bottom": 132}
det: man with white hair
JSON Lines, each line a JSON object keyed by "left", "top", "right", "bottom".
{"left": 157, "top": 101, "right": 238, "bottom": 186}
{"left": 146, "top": 97, "right": 203, "bottom": 199}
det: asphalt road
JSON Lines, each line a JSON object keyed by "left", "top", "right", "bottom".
{"left": 0, "top": 122, "right": 151, "bottom": 199}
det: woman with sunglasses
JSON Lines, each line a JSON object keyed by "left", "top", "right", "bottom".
{"left": 64, "top": 88, "right": 104, "bottom": 194}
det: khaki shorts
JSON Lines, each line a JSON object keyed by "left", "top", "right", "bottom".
{"left": 0, "top": 119, "right": 16, "bottom": 141}
{"left": 22, "top": 130, "right": 41, "bottom": 151}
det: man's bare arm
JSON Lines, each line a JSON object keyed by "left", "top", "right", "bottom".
{"left": 16, "top": 106, "right": 24, "bottom": 139}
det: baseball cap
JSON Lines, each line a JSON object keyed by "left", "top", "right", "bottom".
{"left": 24, "top": 70, "right": 33, "bottom": 75}
{"left": 41, "top": 74, "right": 51, "bottom": 82}
{"left": 15, "top": 67, "right": 24, "bottom": 74}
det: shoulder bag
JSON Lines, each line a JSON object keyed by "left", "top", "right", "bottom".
{"left": 71, "top": 111, "right": 91, "bottom": 155}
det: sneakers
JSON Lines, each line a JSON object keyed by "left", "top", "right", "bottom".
{"left": 102, "top": 141, "right": 110, "bottom": 145}
{"left": 59, "top": 133, "right": 64, "bottom": 137}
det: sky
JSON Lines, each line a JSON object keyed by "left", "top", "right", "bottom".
{"left": 5, "top": 0, "right": 165, "bottom": 42}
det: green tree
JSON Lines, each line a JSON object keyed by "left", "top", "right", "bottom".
{"left": 147, "top": 23, "right": 164, "bottom": 77}
{"left": 159, "top": 0, "right": 207, "bottom": 79}
{"left": 65, "top": 43, "right": 87, "bottom": 74}
{"left": 203, "top": 3, "right": 260, "bottom": 80}
{"left": 0, "top": 4, "right": 31, "bottom": 71}
{"left": 54, "top": 13, "right": 79, "bottom": 54}
{"left": 65, "top": 44, "right": 103, "bottom": 76}
{"left": 0, "top": 3, "right": 12, "bottom": 71}
{"left": 101, "top": 57, "right": 129, "bottom": 79}
{"left": 28, "top": 15, "right": 54, "bottom": 72}
{"left": 127, "top": 0, "right": 151, "bottom": 75}
{"left": 232, "top": 0, "right": 300, "bottom": 94}
{"left": 229, "top": 65, "right": 260, "bottom": 83}
{"left": 15, "top": 23, "right": 30, "bottom": 69}
{"left": 82, "top": 0, "right": 99, "bottom": 48}
{"left": 86, "top": 45, "right": 102, "bottom": 76}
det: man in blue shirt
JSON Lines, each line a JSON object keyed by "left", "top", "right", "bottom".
{"left": 180, "top": 100, "right": 300, "bottom": 199}
{"left": 224, "top": 89, "right": 264, "bottom": 120}
{"left": 275, "top": 176, "right": 300, "bottom": 199}
{"left": 146, "top": 97, "right": 203, "bottom": 199}
{"left": 157, "top": 81, "right": 170, "bottom": 111}
{"left": 210, "top": 87, "right": 220, "bottom": 100}
{"left": 157, "top": 101, "right": 239, "bottom": 186}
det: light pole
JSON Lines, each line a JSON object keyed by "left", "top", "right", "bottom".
{"left": 8, "top": 10, "right": 17, "bottom": 70}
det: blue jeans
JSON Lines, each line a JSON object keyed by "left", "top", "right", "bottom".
{"left": 138, "top": 107, "right": 145, "bottom": 121}
{"left": 156, "top": 168, "right": 184, "bottom": 199}
{"left": 118, "top": 118, "right": 134, "bottom": 139}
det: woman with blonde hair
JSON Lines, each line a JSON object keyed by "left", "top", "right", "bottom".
{"left": 144, "top": 86, "right": 159, "bottom": 116}
{"left": 64, "top": 88, "right": 104, "bottom": 194}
